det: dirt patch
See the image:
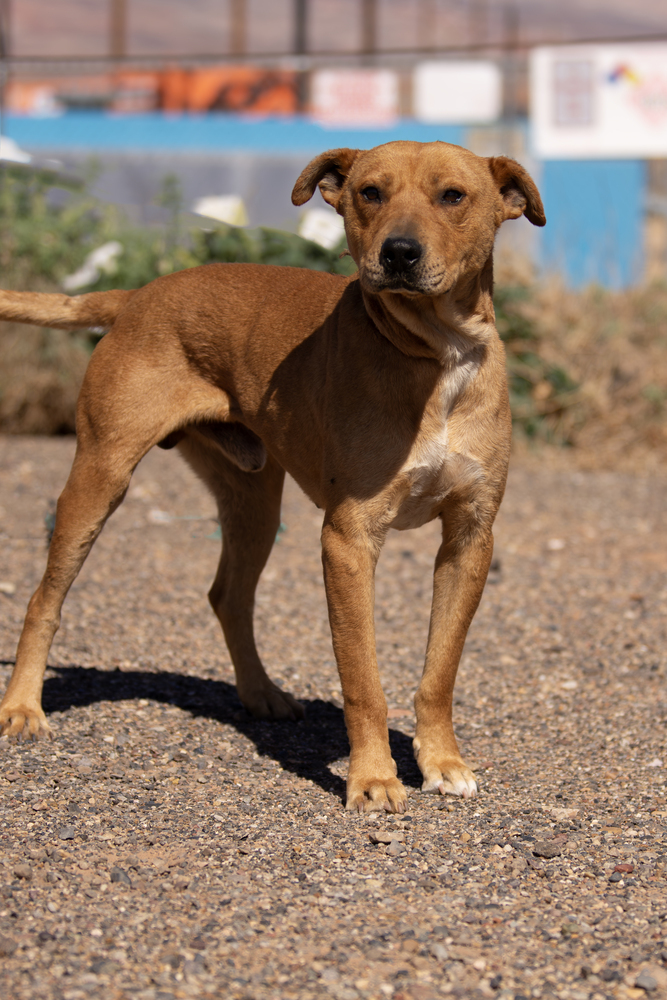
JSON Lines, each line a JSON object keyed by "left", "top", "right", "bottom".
{"left": 1, "top": 436, "right": 666, "bottom": 1000}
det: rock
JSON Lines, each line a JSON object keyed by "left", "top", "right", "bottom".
{"left": 608, "top": 872, "right": 623, "bottom": 883}
{"left": 368, "top": 831, "right": 406, "bottom": 844}
{"left": 0, "top": 935, "right": 16, "bottom": 957}
{"left": 533, "top": 841, "right": 561, "bottom": 859}
{"left": 191, "top": 935, "right": 206, "bottom": 950}
{"left": 13, "top": 864, "right": 32, "bottom": 880}
{"left": 636, "top": 972, "right": 658, "bottom": 992}
{"left": 550, "top": 807, "right": 579, "bottom": 822}
{"left": 614, "top": 863, "right": 634, "bottom": 873}
{"left": 110, "top": 867, "right": 131, "bottom": 886}
{"left": 58, "top": 826, "right": 76, "bottom": 841}
{"left": 386, "top": 841, "right": 403, "bottom": 857}
{"left": 430, "top": 942, "right": 449, "bottom": 962}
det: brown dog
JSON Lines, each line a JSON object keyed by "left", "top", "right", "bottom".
{"left": 0, "top": 141, "right": 545, "bottom": 812}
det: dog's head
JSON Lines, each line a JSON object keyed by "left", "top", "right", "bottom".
{"left": 292, "top": 141, "right": 545, "bottom": 298}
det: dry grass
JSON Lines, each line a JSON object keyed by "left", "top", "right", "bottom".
{"left": 510, "top": 280, "right": 667, "bottom": 471}
{"left": 0, "top": 320, "right": 90, "bottom": 435}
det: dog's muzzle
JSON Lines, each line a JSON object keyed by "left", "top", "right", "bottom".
{"left": 380, "top": 237, "right": 423, "bottom": 276}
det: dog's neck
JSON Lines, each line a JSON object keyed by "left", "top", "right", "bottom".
{"left": 361, "top": 259, "right": 496, "bottom": 367}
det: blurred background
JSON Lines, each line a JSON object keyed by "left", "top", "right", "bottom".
{"left": 0, "top": 0, "right": 666, "bottom": 466}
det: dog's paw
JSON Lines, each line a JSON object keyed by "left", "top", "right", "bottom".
{"left": 413, "top": 739, "right": 478, "bottom": 798}
{"left": 345, "top": 775, "right": 408, "bottom": 814}
{"left": 0, "top": 702, "right": 53, "bottom": 741}
{"left": 419, "top": 756, "right": 478, "bottom": 799}
{"left": 240, "top": 683, "right": 305, "bottom": 722}
{"left": 423, "top": 768, "right": 478, "bottom": 799}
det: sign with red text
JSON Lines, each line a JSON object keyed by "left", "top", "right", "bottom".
{"left": 310, "top": 69, "right": 399, "bottom": 127}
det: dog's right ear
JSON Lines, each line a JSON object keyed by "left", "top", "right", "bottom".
{"left": 291, "top": 148, "right": 361, "bottom": 212}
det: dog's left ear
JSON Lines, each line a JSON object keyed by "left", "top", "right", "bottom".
{"left": 291, "top": 148, "right": 361, "bottom": 213}
{"left": 488, "top": 156, "right": 546, "bottom": 227}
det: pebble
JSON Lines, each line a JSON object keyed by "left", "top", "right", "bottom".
{"left": 13, "top": 864, "right": 32, "bottom": 880}
{"left": 368, "top": 831, "right": 406, "bottom": 844}
{"left": 430, "top": 943, "right": 448, "bottom": 962}
{"left": 0, "top": 935, "right": 17, "bottom": 957}
{"left": 110, "top": 867, "right": 131, "bottom": 886}
{"left": 533, "top": 841, "right": 562, "bottom": 859}
{"left": 635, "top": 972, "right": 658, "bottom": 992}
{"left": 58, "top": 826, "right": 76, "bottom": 841}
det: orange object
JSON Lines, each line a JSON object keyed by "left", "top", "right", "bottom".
{"left": 159, "top": 65, "right": 297, "bottom": 115}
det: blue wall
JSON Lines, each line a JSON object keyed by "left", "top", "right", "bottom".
{"left": 5, "top": 110, "right": 464, "bottom": 155}
{"left": 539, "top": 159, "right": 645, "bottom": 290}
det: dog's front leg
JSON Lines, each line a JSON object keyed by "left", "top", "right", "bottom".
{"left": 413, "top": 525, "right": 494, "bottom": 799}
{"left": 321, "top": 518, "right": 408, "bottom": 813}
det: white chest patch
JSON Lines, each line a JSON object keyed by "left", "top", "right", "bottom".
{"left": 388, "top": 355, "right": 483, "bottom": 531}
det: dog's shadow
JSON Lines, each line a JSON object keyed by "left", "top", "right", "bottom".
{"left": 42, "top": 665, "right": 422, "bottom": 803}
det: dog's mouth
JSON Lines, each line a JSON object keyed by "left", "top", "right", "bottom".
{"left": 360, "top": 265, "right": 448, "bottom": 297}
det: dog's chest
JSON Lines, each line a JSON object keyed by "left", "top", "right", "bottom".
{"left": 389, "top": 430, "right": 451, "bottom": 531}
{"left": 388, "top": 360, "right": 481, "bottom": 531}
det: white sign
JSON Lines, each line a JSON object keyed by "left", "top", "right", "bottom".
{"left": 311, "top": 69, "right": 398, "bottom": 127}
{"left": 413, "top": 61, "right": 502, "bottom": 124}
{"left": 531, "top": 43, "right": 667, "bottom": 158}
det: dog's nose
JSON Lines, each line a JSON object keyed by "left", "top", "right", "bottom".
{"left": 380, "top": 237, "right": 423, "bottom": 274}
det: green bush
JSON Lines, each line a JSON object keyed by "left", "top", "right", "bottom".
{"left": 0, "top": 164, "right": 356, "bottom": 295}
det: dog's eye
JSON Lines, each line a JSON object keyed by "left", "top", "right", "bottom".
{"left": 362, "top": 186, "right": 380, "bottom": 202}
{"left": 442, "top": 189, "right": 464, "bottom": 204}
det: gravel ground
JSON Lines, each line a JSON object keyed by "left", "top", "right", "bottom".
{"left": 1, "top": 434, "right": 666, "bottom": 1000}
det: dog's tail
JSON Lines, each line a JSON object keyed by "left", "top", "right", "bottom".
{"left": 0, "top": 288, "right": 136, "bottom": 330}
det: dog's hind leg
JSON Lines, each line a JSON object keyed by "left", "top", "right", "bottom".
{"left": 0, "top": 439, "right": 141, "bottom": 738}
{"left": 179, "top": 438, "right": 304, "bottom": 721}
{"left": 0, "top": 336, "right": 233, "bottom": 738}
